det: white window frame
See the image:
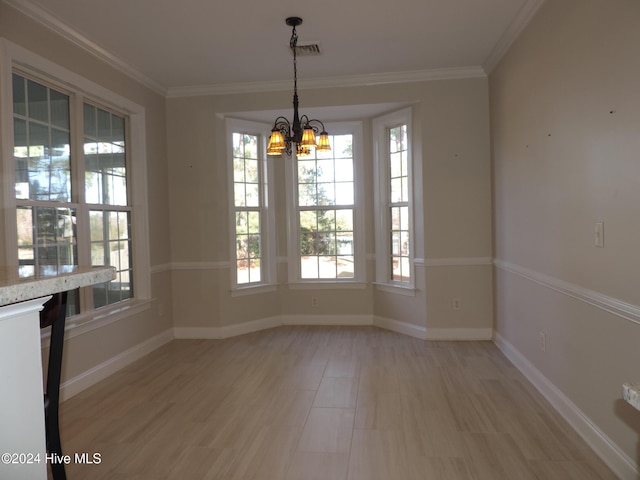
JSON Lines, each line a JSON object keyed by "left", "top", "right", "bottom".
{"left": 225, "top": 118, "right": 276, "bottom": 295}
{"left": 0, "top": 39, "right": 151, "bottom": 328}
{"left": 373, "top": 107, "right": 416, "bottom": 294}
{"left": 286, "top": 121, "right": 366, "bottom": 288}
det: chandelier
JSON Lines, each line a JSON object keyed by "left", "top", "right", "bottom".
{"left": 267, "top": 17, "right": 331, "bottom": 157}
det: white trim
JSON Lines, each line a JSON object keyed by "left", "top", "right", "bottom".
{"left": 0, "top": 39, "right": 18, "bottom": 268}
{"left": 287, "top": 282, "right": 367, "bottom": 290}
{"left": 167, "top": 67, "right": 486, "bottom": 98}
{"left": 171, "top": 261, "right": 230, "bottom": 270}
{"left": 494, "top": 332, "right": 638, "bottom": 480}
{"left": 426, "top": 328, "right": 493, "bottom": 341}
{"left": 482, "top": 0, "right": 546, "bottom": 74}
{"left": 150, "top": 263, "right": 172, "bottom": 274}
{"left": 373, "top": 282, "right": 417, "bottom": 297}
{"left": 59, "top": 328, "right": 174, "bottom": 401}
{"left": 424, "top": 257, "right": 493, "bottom": 267}
{"left": 373, "top": 107, "right": 415, "bottom": 288}
{"left": 373, "top": 316, "right": 427, "bottom": 340}
{"left": 494, "top": 259, "right": 640, "bottom": 326}
{"left": 281, "top": 314, "right": 372, "bottom": 327}
{"left": 4, "top": 0, "right": 167, "bottom": 96}
{"left": 230, "top": 284, "right": 278, "bottom": 297}
{"left": 59, "top": 299, "right": 152, "bottom": 341}
{"left": 175, "top": 315, "right": 489, "bottom": 343}
{"left": 173, "top": 317, "right": 280, "bottom": 340}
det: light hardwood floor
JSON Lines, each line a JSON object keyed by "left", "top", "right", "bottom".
{"left": 55, "top": 326, "right": 618, "bottom": 479}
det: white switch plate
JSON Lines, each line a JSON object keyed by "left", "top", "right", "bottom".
{"left": 595, "top": 222, "right": 604, "bottom": 248}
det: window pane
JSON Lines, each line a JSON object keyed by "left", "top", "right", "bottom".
{"left": 245, "top": 183, "right": 260, "bottom": 207}
{"left": 335, "top": 182, "right": 354, "bottom": 205}
{"left": 17, "top": 206, "right": 77, "bottom": 270}
{"left": 337, "top": 256, "right": 354, "bottom": 278}
{"left": 390, "top": 178, "right": 403, "bottom": 203}
{"left": 316, "top": 159, "right": 334, "bottom": 182}
{"left": 387, "top": 123, "right": 410, "bottom": 284}
{"left": 232, "top": 131, "right": 264, "bottom": 285}
{"left": 50, "top": 90, "right": 70, "bottom": 129}
{"left": 90, "top": 210, "right": 133, "bottom": 307}
{"left": 12, "top": 74, "right": 26, "bottom": 116}
{"left": 13, "top": 76, "right": 71, "bottom": 202}
{"left": 233, "top": 158, "right": 245, "bottom": 182}
{"left": 84, "top": 105, "right": 128, "bottom": 206}
{"left": 28, "top": 79, "right": 48, "bottom": 123}
{"left": 336, "top": 210, "right": 353, "bottom": 232}
{"left": 234, "top": 183, "right": 246, "bottom": 207}
{"left": 296, "top": 134, "right": 355, "bottom": 280}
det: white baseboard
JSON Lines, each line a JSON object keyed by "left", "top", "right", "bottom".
{"left": 60, "top": 328, "right": 174, "bottom": 401}
{"left": 219, "top": 316, "right": 281, "bottom": 338}
{"left": 427, "top": 327, "right": 493, "bottom": 341}
{"left": 374, "top": 316, "right": 427, "bottom": 339}
{"left": 494, "top": 332, "right": 638, "bottom": 480}
{"left": 174, "top": 315, "right": 492, "bottom": 343}
{"left": 281, "top": 314, "right": 373, "bottom": 327}
{"left": 174, "top": 315, "right": 373, "bottom": 340}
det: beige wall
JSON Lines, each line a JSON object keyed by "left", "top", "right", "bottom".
{"left": 167, "top": 79, "right": 493, "bottom": 334}
{"left": 491, "top": 0, "right": 640, "bottom": 471}
{"left": 1, "top": 4, "right": 173, "bottom": 386}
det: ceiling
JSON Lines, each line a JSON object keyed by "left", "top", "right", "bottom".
{"left": 6, "top": 0, "right": 543, "bottom": 96}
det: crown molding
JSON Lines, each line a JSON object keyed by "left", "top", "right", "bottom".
{"left": 166, "top": 66, "right": 487, "bottom": 98}
{"left": 4, "top": 0, "right": 167, "bottom": 96}
{"left": 482, "top": 0, "right": 546, "bottom": 74}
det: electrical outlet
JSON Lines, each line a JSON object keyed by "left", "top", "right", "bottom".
{"left": 311, "top": 297, "right": 319, "bottom": 307}
{"left": 539, "top": 331, "right": 547, "bottom": 352}
{"left": 452, "top": 297, "right": 462, "bottom": 310}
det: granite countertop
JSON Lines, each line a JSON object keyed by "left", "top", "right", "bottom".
{"left": 0, "top": 265, "right": 116, "bottom": 306}
{"left": 623, "top": 382, "right": 640, "bottom": 411}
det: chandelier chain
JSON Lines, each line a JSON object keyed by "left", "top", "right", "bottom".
{"left": 290, "top": 24, "right": 298, "bottom": 95}
{"left": 266, "top": 17, "right": 330, "bottom": 157}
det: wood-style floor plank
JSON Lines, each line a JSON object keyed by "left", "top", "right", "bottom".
{"left": 54, "top": 326, "right": 618, "bottom": 479}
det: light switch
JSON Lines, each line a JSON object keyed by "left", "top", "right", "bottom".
{"left": 594, "top": 222, "right": 604, "bottom": 248}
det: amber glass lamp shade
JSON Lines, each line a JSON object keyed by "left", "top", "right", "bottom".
{"left": 296, "top": 144, "right": 312, "bottom": 157}
{"left": 316, "top": 131, "right": 331, "bottom": 152}
{"left": 299, "top": 127, "right": 317, "bottom": 147}
{"left": 267, "top": 130, "right": 286, "bottom": 155}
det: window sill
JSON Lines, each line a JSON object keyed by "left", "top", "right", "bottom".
{"left": 373, "top": 282, "right": 417, "bottom": 296}
{"left": 231, "top": 284, "right": 278, "bottom": 297}
{"left": 41, "top": 298, "right": 152, "bottom": 342}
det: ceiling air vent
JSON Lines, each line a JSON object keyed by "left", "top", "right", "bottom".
{"left": 293, "top": 42, "right": 322, "bottom": 56}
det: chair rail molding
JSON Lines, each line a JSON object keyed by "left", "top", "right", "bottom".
{"left": 494, "top": 259, "right": 640, "bottom": 326}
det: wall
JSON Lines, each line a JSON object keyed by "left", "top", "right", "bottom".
{"left": 166, "top": 78, "right": 493, "bottom": 339}
{"left": 0, "top": 3, "right": 173, "bottom": 396}
{"left": 490, "top": 0, "right": 640, "bottom": 475}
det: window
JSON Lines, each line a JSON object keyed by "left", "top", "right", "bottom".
{"left": 2, "top": 39, "right": 150, "bottom": 322}
{"left": 227, "top": 119, "right": 275, "bottom": 291}
{"left": 84, "top": 104, "right": 133, "bottom": 307}
{"left": 11, "top": 73, "right": 133, "bottom": 312}
{"left": 288, "top": 122, "right": 364, "bottom": 283}
{"left": 373, "top": 108, "right": 414, "bottom": 289}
